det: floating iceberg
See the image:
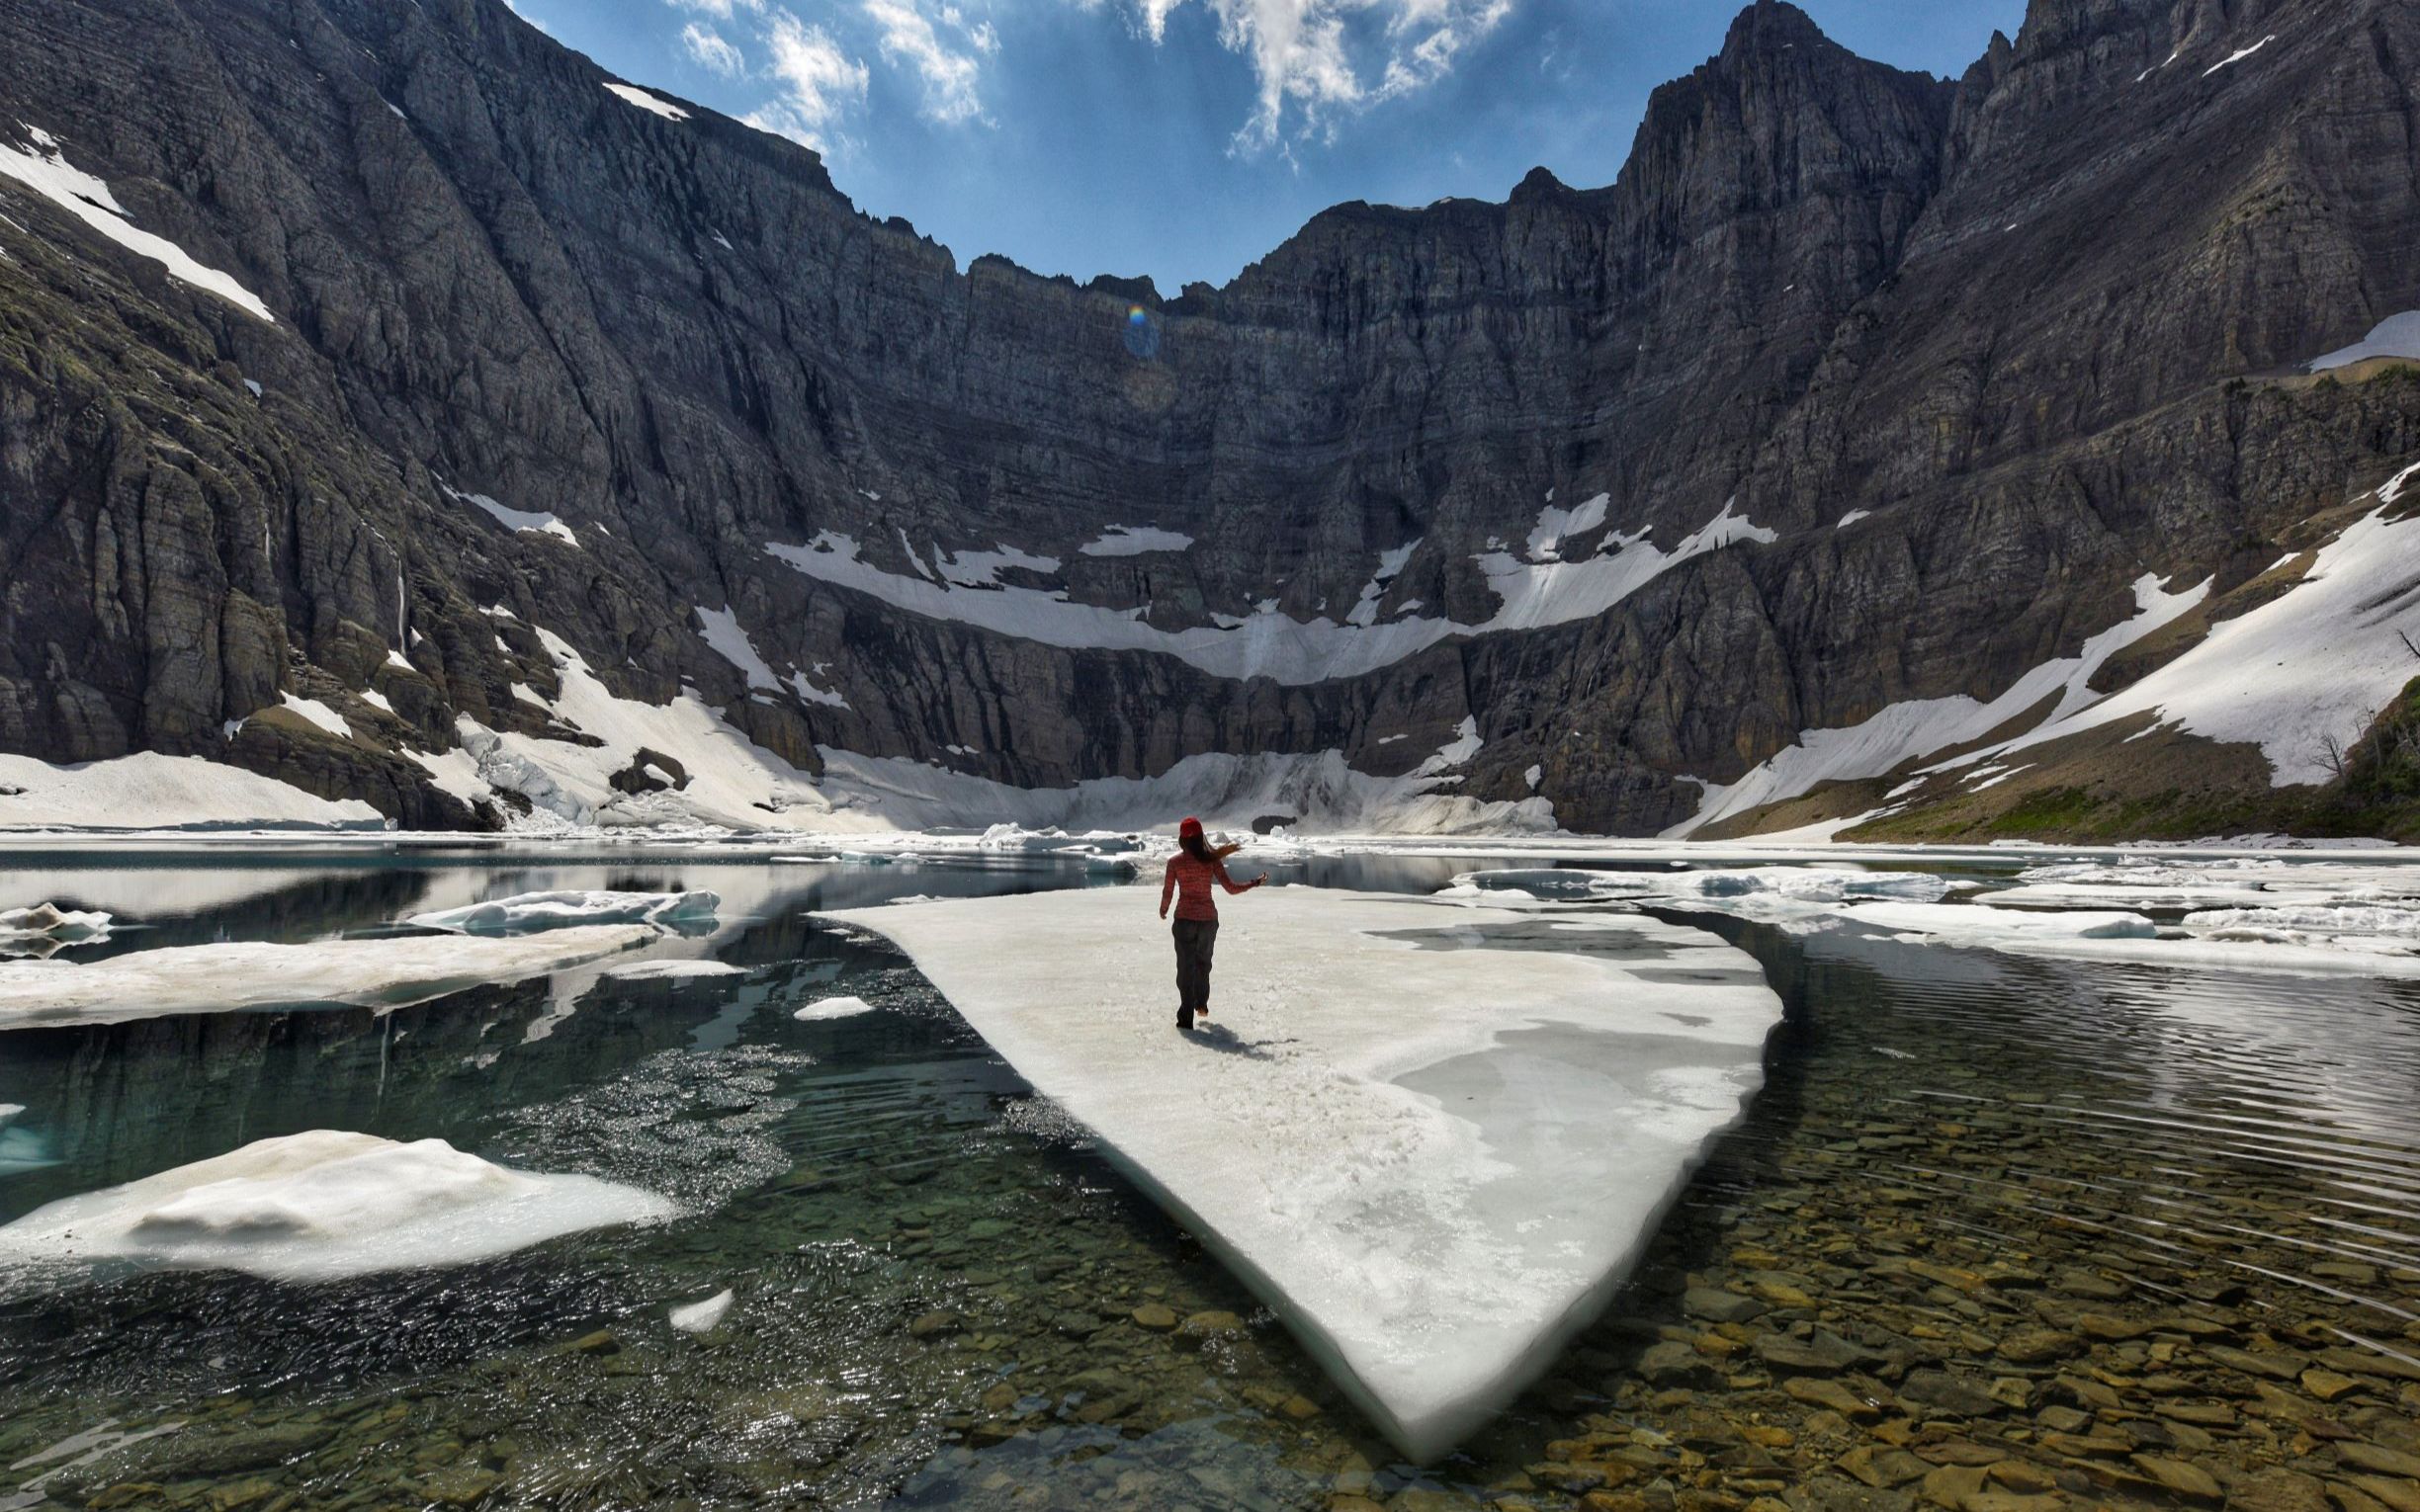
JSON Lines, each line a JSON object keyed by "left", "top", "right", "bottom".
{"left": 792, "top": 994, "right": 878, "bottom": 1022}
{"left": 405, "top": 889, "right": 720, "bottom": 935}
{"left": 0, "top": 1131, "right": 672, "bottom": 1282}
{"left": 1457, "top": 865, "right": 1949, "bottom": 914}
{"left": 825, "top": 886, "right": 1782, "bottom": 1460}
{"left": 0, "top": 903, "right": 115, "bottom": 940}
{"left": 669, "top": 1289, "right": 735, "bottom": 1333}
{"left": 601, "top": 959, "right": 748, "bottom": 981}
{"left": 0, "top": 926, "right": 657, "bottom": 1026}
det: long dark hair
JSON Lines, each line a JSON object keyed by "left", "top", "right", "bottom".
{"left": 1180, "top": 830, "right": 1215, "bottom": 865}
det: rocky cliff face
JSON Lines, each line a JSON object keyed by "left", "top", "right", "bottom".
{"left": 0, "top": 0, "right": 2414, "bottom": 837}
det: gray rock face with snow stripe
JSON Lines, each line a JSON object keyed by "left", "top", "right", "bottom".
{"left": 0, "top": 0, "right": 2413, "bottom": 834}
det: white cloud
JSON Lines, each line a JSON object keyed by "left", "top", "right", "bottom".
{"left": 1088, "top": 0, "right": 1516, "bottom": 148}
{"left": 746, "top": 11, "right": 871, "bottom": 151}
{"left": 664, "top": 0, "right": 764, "bottom": 18}
{"left": 680, "top": 21, "right": 746, "bottom": 76}
{"left": 863, "top": 0, "right": 991, "bottom": 126}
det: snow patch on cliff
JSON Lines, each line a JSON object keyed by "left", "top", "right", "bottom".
{"left": 0, "top": 125, "right": 274, "bottom": 321}
{"left": 2308, "top": 311, "right": 2420, "bottom": 373}
{"left": 1079, "top": 526, "right": 1194, "bottom": 556}
{"left": 442, "top": 483, "right": 578, "bottom": 546}
{"left": 768, "top": 499, "right": 1773, "bottom": 684}
{"left": 604, "top": 82, "right": 690, "bottom": 120}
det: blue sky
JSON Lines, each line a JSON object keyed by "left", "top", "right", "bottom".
{"left": 532, "top": 0, "right": 2027, "bottom": 291}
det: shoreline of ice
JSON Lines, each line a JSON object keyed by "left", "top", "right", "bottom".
{"left": 0, "top": 925, "right": 660, "bottom": 1027}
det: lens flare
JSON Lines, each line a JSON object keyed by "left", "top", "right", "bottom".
{"left": 1122, "top": 304, "right": 1161, "bottom": 361}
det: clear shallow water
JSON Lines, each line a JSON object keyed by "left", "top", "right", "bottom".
{"left": 0, "top": 847, "right": 2415, "bottom": 1510}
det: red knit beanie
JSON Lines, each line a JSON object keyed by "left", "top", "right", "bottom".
{"left": 1178, "top": 816, "right": 1204, "bottom": 838}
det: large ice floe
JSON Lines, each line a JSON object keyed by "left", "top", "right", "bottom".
{"left": 0, "top": 927, "right": 657, "bottom": 1027}
{"left": 404, "top": 889, "right": 720, "bottom": 935}
{"left": 0, "top": 1131, "right": 671, "bottom": 1282}
{"left": 825, "top": 885, "right": 1783, "bottom": 1460}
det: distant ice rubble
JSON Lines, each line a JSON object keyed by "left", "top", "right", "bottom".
{"left": 827, "top": 886, "right": 1784, "bottom": 1461}
{"left": 1463, "top": 857, "right": 2420, "bottom": 978}
{"left": 0, "top": 1131, "right": 672, "bottom": 1283}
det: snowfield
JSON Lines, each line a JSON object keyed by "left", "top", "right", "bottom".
{"left": 766, "top": 499, "right": 1774, "bottom": 686}
{"left": 0, "top": 751, "right": 388, "bottom": 832}
{"left": 827, "top": 885, "right": 1783, "bottom": 1460}
{"left": 0, "top": 1131, "right": 671, "bottom": 1282}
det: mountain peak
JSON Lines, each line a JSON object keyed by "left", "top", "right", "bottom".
{"left": 1718, "top": 0, "right": 1834, "bottom": 61}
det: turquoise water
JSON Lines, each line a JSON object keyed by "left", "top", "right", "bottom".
{"left": 0, "top": 847, "right": 2416, "bottom": 1510}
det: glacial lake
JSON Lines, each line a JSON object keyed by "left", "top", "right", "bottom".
{"left": 1, "top": 843, "right": 2417, "bottom": 1511}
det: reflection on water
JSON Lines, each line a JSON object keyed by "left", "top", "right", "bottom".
{"left": 0, "top": 848, "right": 2415, "bottom": 1510}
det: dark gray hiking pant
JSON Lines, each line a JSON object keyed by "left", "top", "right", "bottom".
{"left": 1172, "top": 917, "right": 1218, "bottom": 1029}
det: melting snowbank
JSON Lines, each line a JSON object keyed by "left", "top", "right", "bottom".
{"left": 826, "top": 886, "right": 1782, "bottom": 1460}
{"left": 405, "top": 889, "right": 719, "bottom": 936}
{"left": 816, "top": 726, "right": 1551, "bottom": 837}
{"left": 0, "top": 752, "right": 387, "bottom": 832}
{"left": 1670, "top": 573, "right": 2208, "bottom": 834}
{"left": 0, "top": 1131, "right": 671, "bottom": 1282}
{"left": 0, "top": 926, "right": 657, "bottom": 1026}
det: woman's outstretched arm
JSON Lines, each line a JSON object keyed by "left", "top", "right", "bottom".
{"left": 1213, "top": 860, "right": 1266, "bottom": 895}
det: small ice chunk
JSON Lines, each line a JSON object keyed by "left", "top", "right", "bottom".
{"left": 0, "top": 903, "right": 114, "bottom": 942}
{"left": 0, "top": 1130, "right": 672, "bottom": 1282}
{"left": 406, "top": 889, "right": 719, "bottom": 936}
{"left": 669, "top": 1288, "right": 735, "bottom": 1332}
{"left": 793, "top": 994, "right": 877, "bottom": 1021}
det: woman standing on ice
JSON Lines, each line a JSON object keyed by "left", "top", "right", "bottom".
{"left": 1158, "top": 817, "right": 1265, "bottom": 1032}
